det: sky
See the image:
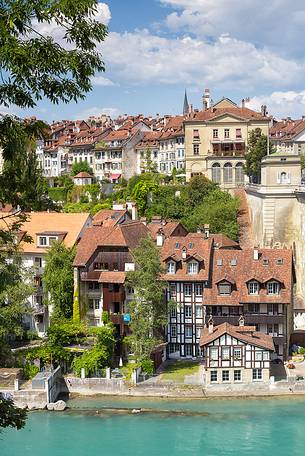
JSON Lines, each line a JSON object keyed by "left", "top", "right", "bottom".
{"left": 4, "top": 0, "right": 305, "bottom": 121}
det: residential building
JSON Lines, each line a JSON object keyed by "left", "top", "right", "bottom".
{"left": 184, "top": 95, "right": 270, "bottom": 187}
{"left": 270, "top": 118, "right": 305, "bottom": 155}
{"left": 200, "top": 318, "right": 274, "bottom": 386}
{"left": 73, "top": 172, "right": 94, "bottom": 186}
{"left": 159, "top": 116, "right": 186, "bottom": 174}
{"left": 0, "top": 212, "right": 91, "bottom": 336}
{"left": 73, "top": 218, "right": 149, "bottom": 336}
{"left": 160, "top": 229, "right": 294, "bottom": 360}
{"left": 135, "top": 131, "right": 162, "bottom": 174}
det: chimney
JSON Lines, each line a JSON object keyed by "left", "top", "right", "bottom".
{"left": 204, "top": 224, "right": 210, "bottom": 239}
{"left": 208, "top": 316, "right": 214, "bottom": 335}
{"left": 156, "top": 228, "right": 165, "bottom": 247}
{"left": 253, "top": 247, "right": 259, "bottom": 260}
{"left": 203, "top": 88, "right": 210, "bottom": 110}
{"left": 239, "top": 315, "right": 245, "bottom": 327}
{"left": 126, "top": 201, "right": 137, "bottom": 220}
{"left": 241, "top": 99, "right": 245, "bottom": 108}
{"left": 261, "top": 105, "right": 267, "bottom": 116}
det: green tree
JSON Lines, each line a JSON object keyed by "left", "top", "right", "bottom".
{"left": 71, "top": 161, "right": 94, "bottom": 176}
{"left": 126, "top": 236, "right": 166, "bottom": 361}
{"left": 131, "top": 179, "right": 159, "bottom": 215}
{"left": 187, "top": 175, "right": 217, "bottom": 207}
{"left": 43, "top": 242, "right": 76, "bottom": 319}
{"left": 245, "top": 128, "right": 275, "bottom": 183}
{"left": 0, "top": 0, "right": 107, "bottom": 109}
{"left": 142, "top": 149, "right": 157, "bottom": 173}
{"left": 0, "top": 395, "right": 27, "bottom": 431}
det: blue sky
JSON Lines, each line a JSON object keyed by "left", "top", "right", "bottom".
{"left": 4, "top": 0, "right": 305, "bottom": 120}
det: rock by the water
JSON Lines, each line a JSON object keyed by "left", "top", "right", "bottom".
{"left": 53, "top": 400, "right": 66, "bottom": 411}
{"left": 47, "top": 402, "right": 55, "bottom": 411}
{"left": 131, "top": 409, "right": 141, "bottom": 414}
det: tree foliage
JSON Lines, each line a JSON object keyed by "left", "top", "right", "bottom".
{"left": 71, "top": 161, "right": 94, "bottom": 176}
{"left": 126, "top": 236, "right": 166, "bottom": 361}
{"left": 0, "top": 395, "right": 27, "bottom": 431}
{"left": 245, "top": 128, "right": 275, "bottom": 182}
{"left": 0, "top": 0, "right": 107, "bottom": 109}
{"left": 43, "top": 242, "right": 76, "bottom": 320}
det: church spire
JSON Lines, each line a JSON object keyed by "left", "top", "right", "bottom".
{"left": 183, "top": 89, "right": 189, "bottom": 115}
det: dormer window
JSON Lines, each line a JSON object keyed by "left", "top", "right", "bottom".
{"left": 38, "top": 236, "right": 47, "bottom": 246}
{"left": 187, "top": 261, "right": 198, "bottom": 274}
{"left": 218, "top": 281, "right": 231, "bottom": 296}
{"left": 167, "top": 261, "right": 176, "bottom": 274}
{"left": 248, "top": 281, "right": 260, "bottom": 295}
{"left": 267, "top": 281, "right": 280, "bottom": 295}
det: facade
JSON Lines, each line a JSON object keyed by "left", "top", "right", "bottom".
{"left": 200, "top": 319, "right": 274, "bottom": 386}
{"left": 135, "top": 131, "right": 162, "bottom": 174}
{"left": 159, "top": 116, "right": 186, "bottom": 174}
{"left": 184, "top": 97, "right": 270, "bottom": 187}
{"left": 270, "top": 118, "right": 305, "bottom": 155}
{"left": 0, "top": 212, "right": 92, "bottom": 336}
{"left": 73, "top": 172, "right": 94, "bottom": 186}
{"left": 161, "top": 229, "right": 294, "bottom": 360}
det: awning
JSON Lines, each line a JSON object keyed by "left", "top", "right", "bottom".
{"left": 111, "top": 173, "right": 121, "bottom": 180}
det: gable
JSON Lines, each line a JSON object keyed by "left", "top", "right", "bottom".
{"left": 294, "top": 130, "right": 305, "bottom": 141}
{"left": 213, "top": 98, "right": 237, "bottom": 109}
{"left": 209, "top": 114, "right": 246, "bottom": 123}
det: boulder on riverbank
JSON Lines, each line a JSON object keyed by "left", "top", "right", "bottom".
{"left": 47, "top": 400, "right": 66, "bottom": 411}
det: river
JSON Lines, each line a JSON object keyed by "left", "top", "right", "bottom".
{"left": 1, "top": 396, "right": 305, "bottom": 455}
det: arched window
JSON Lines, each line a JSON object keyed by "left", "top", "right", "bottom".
{"left": 223, "top": 163, "right": 233, "bottom": 184}
{"left": 211, "top": 163, "right": 221, "bottom": 183}
{"left": 235, "top": 162, "right": 244, "bottom": 185}
{"left": 280, "top": 172, "right": 287, "bottom": 184}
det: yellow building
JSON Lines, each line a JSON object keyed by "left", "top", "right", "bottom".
{"left": 184, "top": 98, "right": 270, "bottom": 187}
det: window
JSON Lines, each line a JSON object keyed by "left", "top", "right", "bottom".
{"left": 235, "top": 163, "right": 244, "bottom": 184}
{"left": 185, "top": 344, "right": 193, "bottom": 356}
{"left": 167, "top": 261, "right": 176, "bottom": 274}
{"left": 223, "top": 163, "right": 233, "bottom": 184}
{"left": 212, "top": 163, "right": 221, "bottom": 183}
{"left": 236, "top": 128, "right": 242, "bottom": 139}
{"left": 234, "top": 370, "right": 241, "bottom": 381}
{"left": 195, "top": 284, "right": 203, "bottom": 296}
{"left": 169, "top": 343, "right": 179, "bottom": 354}
{"left": 184, "top": 284, "right": 192, "bottom": 296}
{"left": 94, "top": 262, "right": 102, "bottom": 270}
{"left": 255, "top": 351, "right": 263, "bottom": 361}
{"left": 88, "top": 299, "right": 94, "bottom": 310}
{"left": 276, "top": 258, "right": 283, "bottom": 265}
{"left": 233, "top": 348, "right": 242, "bottom": 360}
{"left": 263, "top": 351, "right": 270, "bottom": 361}
{"left": 273, "top": 324, "right": 279, "bottom": 336}
{"left": 196, "top": 327, "right": 202, "bottom": 338}
{"left": 34, "top": 257, "right": 42, "bottom": 268}
{"left": 185, "top": 326, "right": 192, "bottom": 338}
{"left": 222, "top": 370, "right": 230, "bottom": 382}
{"left": 210, "top": 347, "right": 218, "bottom": 361}
{"left": 267, "top": 303, "right": 278, "bottom": 314}
{"left": 185, "top": 306, "right": 192, "bottom": 318}
{"left": 248, "top": 303, "right": 259, "bottom": 313}
{"left": 224, "top": 129, "right": 230, "bottom": 138}
{"left": 169, "top": 284, "right": 176, "bottom": 298}
{"left": 218, "top": 282, "right": 231, "bottom": 295}
{"left": 195, "top": 306, "right": 203, "bottom": 318}
{"left": 210, "top": 370, "right": 218, "bottom": 382}
{"left": 252, "top": 368, "right": 262, "bottom": 381}
{"left": 221, "top": 347, "right": 230, "bottom": 360}
{"left": 49, "top": 236, "right": 57, "bottom": 245}
{"left": 267, "top": 324, "right": 273, "bottom": 334}
{"left": 216, "top": 259, "right": 223, "bottom": 266}
{"left": 248, "top": 281, "right": 260, "bottom": 295}
{"left": 187, "top": 261, "right": 198, "bottom": 274}
{"left": 193, "top": 129, "right": 200, "bottom": 140}
{"left": 170, "top": 307, "right": 177, "bottom": 318}
{"left": 171, "top": 325, "right": 177, "bottom": 337}
{"left": 113, "top": 263, "right": 119, "bottom": 271}
{"left": 193, "top": 144, "right": 199, "bottom": 155}
{"left": 175, "top": 242, "right": 180, "bottom": 249}
{"left": 38, "top": 236, "right": 47, "bottom": 246}
{"left": 213, "top": 129, "right": 218, "bottom": 139}
{"left": 267, "top": 281, "right": 280, "bottom": 295}
{"left": 94, "top": 299, "right": 100, "bottom": 310}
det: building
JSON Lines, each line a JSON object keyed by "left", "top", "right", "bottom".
{"left": 135, "top": 131, "right": 162, "bottom": 174}
{"left": 200, "top": 318, "right": 274, "bottom": 386}
{"left": 159, "top": 116, "right": 186, "bottom": 174}
{"left": 0, "top": 212, "right": 91, "bottom": 336}
{"left": 270, "top": 118, "right": 305, "bottom": 155}
{"left": 73, "top": 172, "right": 94, "bottom": 186}
{"left": 73, "top": 217, "right": 148, "bottom": 336}
{"left": 160, "top": 228, "right": 294, "bottom": 360}
{"left": 184, "top": 95, "right": 270, "bottom": 187}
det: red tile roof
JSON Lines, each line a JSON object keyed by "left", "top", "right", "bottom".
{"left": 73, "top": 172, "right": 93, "bottom": 178}
{"left": 186, "top": 106, "right": 270, "bottom": 123}
{"left": 200, "top": 322, "right": 274, "bottom": 351}
{"left": 98, "top": 271, "right": 126, "bottom": 284}
{"left": 270, "top": 119, "right": 305, "bottom": 141}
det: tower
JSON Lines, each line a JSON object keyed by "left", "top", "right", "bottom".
{"left": 183, "top": 89, "right": 189, "bottom": 115}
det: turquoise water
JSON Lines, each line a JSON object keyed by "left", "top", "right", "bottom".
{"left": 2, "top": 396, "right": 305, "bottom": 455}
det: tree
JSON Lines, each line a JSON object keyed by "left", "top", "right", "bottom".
{"left": 43, "top": 242, "right": 76, "bottom": 320}
{"left": 0, "top": 0, "right": 107, "bottom": 109}
{"left": 126, "top": 236, "right": 166, "bottom": 361}
{"left": 187, "top": 175, "right": 217, "bottom": 207}
{"left": 71, "top": 161, "right": 94, "bottom": 176}
{"left": 142, "top": 149, "right": 157, "bottom": 173}
{"left": 245, "top": 128, "right": 275, "bottom": 183}
{"left": 0, "top": 395, "right": 27, "bottom": 431}
{"left": 131, "top": 179, "right": 159, "bottom": 215}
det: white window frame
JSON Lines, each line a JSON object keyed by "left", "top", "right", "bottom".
{"left": 195, "top": 306, "right": 203, "bottom": 318}
{"left": 210, "top": 347, "right": 218, "bottom": 361}
{"left": 218, "top": 282, "right": 231, "bottom": 296}
{"left": 267, "top": 281, "right": 280, "bottom": 295}
{"left": 210, "top": 370, "right": 218, "bottom": 382}
{"left": 187, "top": 261, "right": 198, "bottom": 275}
{"left": 248, "top": 281, "right": 260, "bottom": 295}
{"left": 171, "top": 325, "right": 177, "bottom": 337}
{"left": 185, "top": 306, "right": 192, "bottom": 318}
{"left": 221, "top": 347, "right": 230, "bottom": 361}
{"left": 252, "top": 368, "right": 263, "bottom": 381}
{"left": 167, "top": 261, "right": 176, "bottom": 274}
{"left": 185, "top": 326, "right": 192, "bottom": 338}
{"left": 234, "top": 370, "right": 242, "bottom": 382}
{"left": 233, "top": 347, "right": 242, "bottom": 360}
{"left": 222, "top": 370, "right": 230, "bottom": 382}
{"left": 184, "top": 284, "right": 192, "bottom": 296}
{"left": 195, "top": 283, "right": 203, "bottom": 296}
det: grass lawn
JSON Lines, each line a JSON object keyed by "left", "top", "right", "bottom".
{"left": 160, "top": 360, "right": 200, "bottom": 382}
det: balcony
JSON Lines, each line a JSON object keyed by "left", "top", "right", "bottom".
{"left": 210, "top": 143, "right": 246, "bottom": 157}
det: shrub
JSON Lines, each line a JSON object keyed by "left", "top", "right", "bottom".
{"left": 298, "top": 347, "right": 305, "bottom": 355}
{"left": 72, "top": 346, "right": 109, "bottom": 377}
{"left": 23, "top": 363, "right": 39, "bottom": 379}
{"left": 141, "top": 358, "right": 154, "bottom": 375}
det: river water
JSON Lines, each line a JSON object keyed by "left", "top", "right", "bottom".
{"left": 2, "top": 396, "right": 305, "bottom": 455}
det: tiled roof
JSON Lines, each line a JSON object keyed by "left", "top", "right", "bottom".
{"left": 74, "top": 221, "right": 149, "bottom": 267}
{"left": 0, "top": 212, "right": 91, "bottom": 254}
{"left": 204, "top": 248, "right": 294, "bottom": 306}
{"left": 186, "top": 106, "right": 270, "bottom": 122}
{"left": 147, "top": 220, "right": 188, "bottom": 240}
{"left": 270, "top": 119, "right": 305, "bottom": 141}
{"left": 200, "top": 322, "right": 275, "bottom": 351}
{"left": 93, "top": 209, "right": 129, "bottom": 227}
{"left": 73, "top": 172, "right": 93, "bottom": 178}
{"left": 98, "top": 271, "right": 126, "bottom": 284}
{"left": 102, "top": 130, "right": 130, "bottom": 142}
